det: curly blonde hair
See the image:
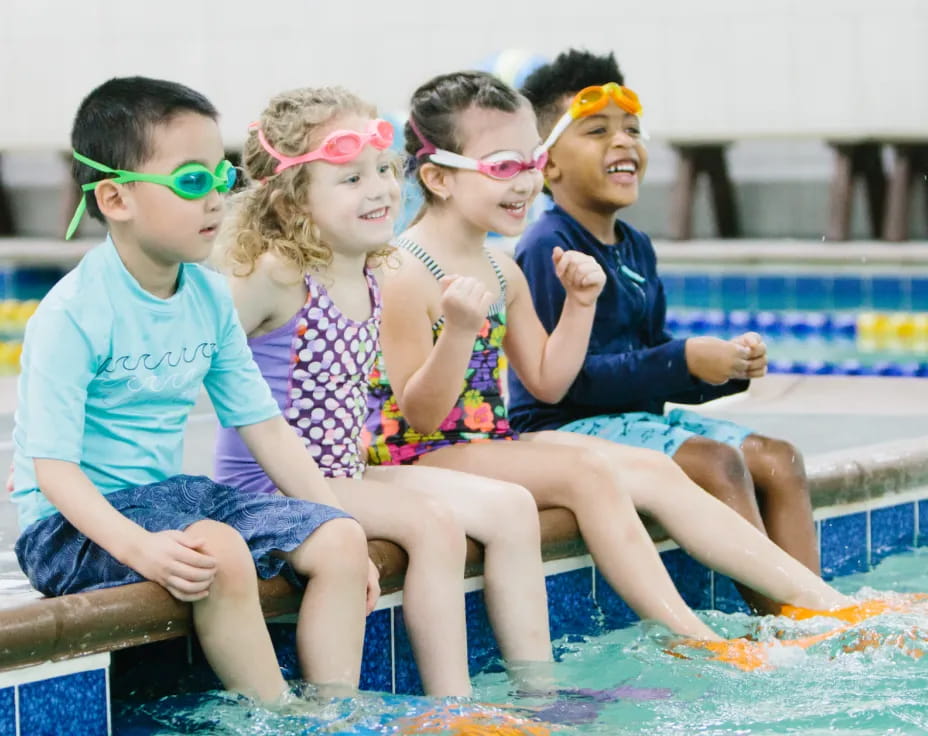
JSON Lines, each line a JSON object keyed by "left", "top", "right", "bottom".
{"left": 220, "top": 86, "right": 393, "bottom": 277}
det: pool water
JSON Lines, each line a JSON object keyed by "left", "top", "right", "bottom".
{"left": 115, "top": 547, "right": 928, "bottom": 735}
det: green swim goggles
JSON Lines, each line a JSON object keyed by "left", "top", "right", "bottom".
{"left": 65, "top": 151, "right": 237, "bottom": 240}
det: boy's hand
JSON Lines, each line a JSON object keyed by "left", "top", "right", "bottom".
{"left": 731, "top": 331, "right": 768, "bottom": 378}
{"left": 366, "top": 558, "right": 381, "bottom": 615}
{"left": 127, "top": 529, "right": 217, "bottom": 602}
{"left": 685, "top": 336, "right": 752, "bottom": 385}
{"left": 439, "top": 275, "right": 495, "bottom": 333}
{"left": 5, "top": 463, "right": 13, "bottom": 493}
{"left": 553, "top": 246, "right": 606, "bottom": 307}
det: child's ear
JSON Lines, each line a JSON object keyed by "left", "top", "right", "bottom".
{"left": 94, "top": 180, "right": 133, "bottom": 224}
{"left": 418, "top": 162, "right": 452, "bottom": 201}
{"left": 543, "top": 153, "right": 562, "bottom": 186}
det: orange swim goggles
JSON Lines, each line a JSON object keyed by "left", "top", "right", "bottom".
{"left": 540, "top": 82, "right": 644, "bottom": 152}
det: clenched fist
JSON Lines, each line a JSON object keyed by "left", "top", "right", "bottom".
{"left": 684, "top": 336, "right": 752, "bottom": 385}
{"left": 439, "top": 275, "right": 495, "bottom": 333}
{"left": 553, "top": 247, "right": 606, "bottom": 307}
{"left": 731, "top": 331, "right": 768, "bottom": 378}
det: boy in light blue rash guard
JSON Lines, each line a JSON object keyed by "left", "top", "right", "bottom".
{"left": 11, "top": 76, "right": 375, "bottom": 703}
{"left": 510, "top": 50, "right": 818, "bottom": 611}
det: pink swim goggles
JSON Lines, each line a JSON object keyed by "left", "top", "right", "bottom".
{"left": 252, "top": 118, "right": 394, "bottom": 174}
{"left": 410, "top": 118, "right": 547, "bottom": 181}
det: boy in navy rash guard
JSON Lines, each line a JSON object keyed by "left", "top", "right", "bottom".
{"left": 509, "top": 50, "right": 819, "bottom": 598}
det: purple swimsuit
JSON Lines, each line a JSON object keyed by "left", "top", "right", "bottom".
{"left": 214, "top": 269, "right": 381, "bottom": 490}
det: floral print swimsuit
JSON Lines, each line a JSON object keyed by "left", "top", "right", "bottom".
{"left": 365, "top": 238, "right": 516, "bottom": 466}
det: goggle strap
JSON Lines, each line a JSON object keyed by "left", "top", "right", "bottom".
{"left": 540, "top": 113, "right": 573, "bottom": 153}
{"left": 65, "top": 197, "right": 87, "bottom": 241}
{"left": 72, "top": 151, "right": 118, "bottom": 176}
{"left": 408, "top": 117, "right": 436, "bottom": 159}
{"left": 428, "top": 150, "right": 477, "bottom": 170}
{"left": 250, "top": 123, "right": 292, "bottom": 174}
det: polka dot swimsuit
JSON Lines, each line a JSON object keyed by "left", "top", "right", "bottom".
{"left": 284, "top": 269, "right": 381, "bottom": 478}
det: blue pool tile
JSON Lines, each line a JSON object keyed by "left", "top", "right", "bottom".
{"left": 662, "top": 549, "right": 713, "bottom": 611}
{"left": 392, "top": 605, "right": 423, "bottom": 695}
{"left": 112, "top": 637, "right": 215, "bottom": 701}
{"left": 546, "top": 567, "right": 598, "bottom": 641}
{"left": 870, "top": 504, "right": 916, "bottom": 565}
{"left": 661, "top": 273, "right": 686, "bottom": 307}
{"left": 594, "top": 569, "right": 638, "bottom": 630}
{"left": 821, "top": 512, "right": 868, "bottom": 579}
{"left": 911, "top": 278, "right": 928, "bottom": 311}
{"left": 720, "top": 275, "right": 752, "bottom": 311}
{"left": 19, "top": 669, "right": 107, "bottom": 736}
{"left": 465, "top": 590, "right": 503, "bottom": 677}
{"left": 360, "top": 608, "right": 393, "bottom": 693}
{"left": 918, "top": 500, "right": 928, "bottom": 547}
{"left": 832, "top": 277, "right": 864, "bottom": 310}
{"left": 712, "top": 574, "right": 752, "bottom": 615}
{"left": 267, "top": 624, "right": 301, "bottom": 680}
{"left": 0, "top": 687, "right": 13, "bottom": 736}
{"left": 794, "top": 276, "right": 831, "bottom": 311}
{"left": 756, "top": 276, "right": 789, "bottom": 310}
{"left": 870, "top": 277, "right": 906, "bottom": 311}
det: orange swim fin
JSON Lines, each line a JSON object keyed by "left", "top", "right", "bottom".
{"left": 780, "top": 593, "right": 928, "bottom": 625}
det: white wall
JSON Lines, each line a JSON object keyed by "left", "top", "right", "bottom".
{"left": 2, "top": 0, "right": 926, "bottom": 149}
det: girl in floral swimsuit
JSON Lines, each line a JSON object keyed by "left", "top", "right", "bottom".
{"left": 367, "top": 70, "right": 862, "bottom": 648}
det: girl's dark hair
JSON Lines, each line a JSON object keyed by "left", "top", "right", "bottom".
{"left": 405, "top": 70, "right": 524, "bottom": 203}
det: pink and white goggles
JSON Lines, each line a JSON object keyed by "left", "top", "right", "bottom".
{"left": 411, "top": 117, "right": 547, "bottom": 181}
{"left": 252, "top": 118, "right": 394, "bottom": 174}
{"left": 427, "top": 148, "right": 548, "bottom": 181}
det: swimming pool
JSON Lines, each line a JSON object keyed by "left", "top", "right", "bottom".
{"left": 663, "top": 269, "right": 928, "bottom": 376}
{"left": 112, "top": 548, "right": 928, "bottom": 735}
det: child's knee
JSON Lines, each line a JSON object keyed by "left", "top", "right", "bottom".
{"left": 743, "top": 435, "right": 808, "bottom": 488}
{"left": 483, "top": 482, "right": 540, "bottom": 543}
{"left": 185, "top": 519, "right": 254, "bottom": 590}
{"left": 690, "top": 439, "right": 752, "bottom": 489}
{"left": 566, "top": 450, "right": 623, "bottom": 505}
{"left": 293, "top": 517, "right": 369, "bottom": 579}
{"left": 408, "top": 497, "right": 468, "bottom": 563}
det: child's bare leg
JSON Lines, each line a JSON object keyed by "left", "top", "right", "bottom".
{"left": 741, "top": 434, "right": 820, "bottom": 574}
{"left": 526, "top": 432, "right": 847, "bottom": 612}
{"left": 672, "top": 436, "right": 777, "bottom": 612}
{"left": 186, "top": 519, "right": 288, "bottom": 702}
{"left": 416, "top": 442, "right": 722, "bottom": 641}
{"left": 279, "top": 517, "right": 368, "bottom": 694}
{"left": 329, "top": 477, "right": 471, "bottom": 697}
{"left": 369, "top": 465, "right": 552, "bottom": 687}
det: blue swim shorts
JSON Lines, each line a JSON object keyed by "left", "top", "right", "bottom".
{"left": 559, "top": 408, "right": 754, "bottom": 457}
{"left": 15, "top": 474, "right": 350, "bottom": 597}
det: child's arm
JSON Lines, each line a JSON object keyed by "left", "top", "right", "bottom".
{"left": 236, "top": 415, "right": 344, "bottom": 508}
{"left": 379, "top": 256, "right": 493, "bottom": 434}
{"left": 34, "top": 458, "right": 217, "bottom": 601}
{"left": 18, "top": 299, "right": 217, "bottom": 602}
{"left": 226, "top": 252, "right": 296, "bottom": 335}
{"left": 517, "top": 237, "right": 748, "bottom": 410}
{"left": 500, "top": 248, "right": 606, "bottom": 404}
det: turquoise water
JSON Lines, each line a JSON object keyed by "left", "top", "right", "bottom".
{"left": 116, "top": 548, "right": 928, "bottom": 735}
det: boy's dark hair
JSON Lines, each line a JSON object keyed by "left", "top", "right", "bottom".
{"left": 70, "top": 76, "right": 218, "bottom": 222}
{"left": 405, "top": 70, "right": 524, "bottom": 204}
{"left": 521, "top": 49, "right": 625, "bottom": 138}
